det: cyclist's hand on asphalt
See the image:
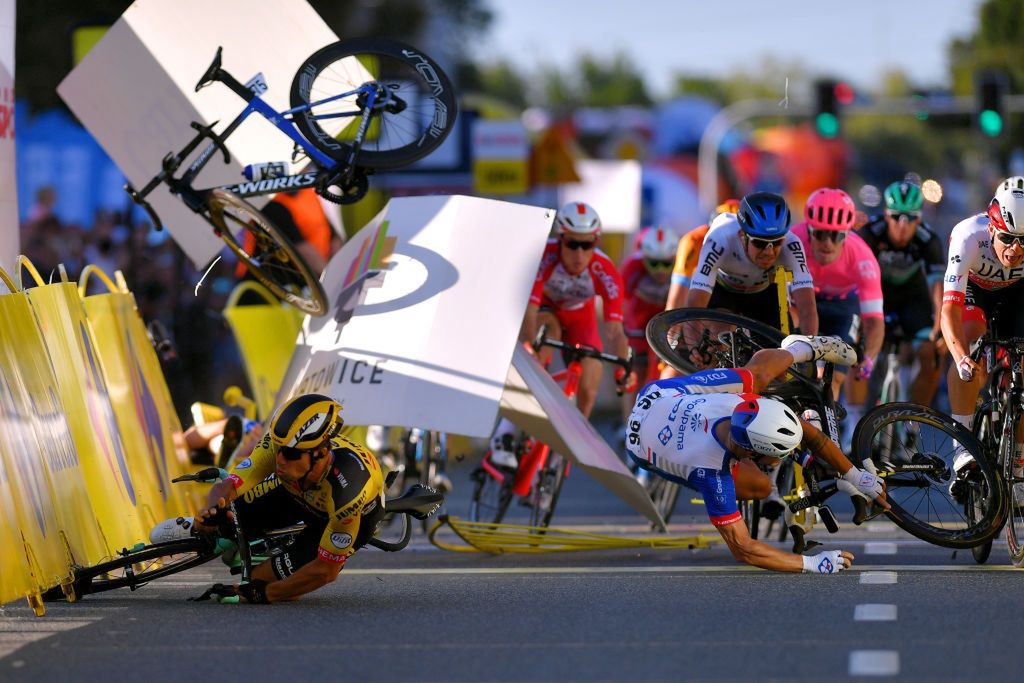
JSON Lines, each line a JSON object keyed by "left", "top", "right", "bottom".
{"left": 190, "top": 583, "right": 240, "bottom": 603}
{"left": 802, "top": 549, "right": 853, "bottom": 574}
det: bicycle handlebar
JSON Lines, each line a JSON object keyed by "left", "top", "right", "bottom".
{"left": 531, "top": 335, "right": 632, "bottom": 374}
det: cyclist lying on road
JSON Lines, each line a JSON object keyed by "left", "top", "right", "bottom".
{"left": 152, "top": 393, "right": 385, "bottom": 604}
{"left": 626, "top": 335, "right": 889, "bottom": 574}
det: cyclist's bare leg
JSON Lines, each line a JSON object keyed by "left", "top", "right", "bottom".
{"left": 576, "top": 356, "right": 603, "bottom": 419}
{"left": 536, "top": 311, "right": 562, "bottom": 367}
{"left": 733, "top": 459, "right": 772, "bottom": 500}
{"left": 947, "top": 318, "right": 987, "bottom": 418}
{"left": 743, "top": 348, "right": 798, "bottom": 393}
{"left": 910, "top": 338, "right": 941, "bottom": 407}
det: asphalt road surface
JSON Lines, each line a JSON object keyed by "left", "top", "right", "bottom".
{"left": 2, "top": 454, "right": 1020, "bottom": 682}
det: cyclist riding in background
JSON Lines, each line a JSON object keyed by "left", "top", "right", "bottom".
{"left": 489, "top": 202, "right": 634, "bottom": 468}
{"left": 941, "top": 177, "right": 1024, "bottom": 488}
{"left": 626, "top": 335, "right": 887, "bottom": 573}
{"left": 685, "top": 191, "right": 818, "bottom": 334}
{"left": 857, "top": 181, "right": 946, "bottom": 407}
{"left": 792, "top": 188, "right": 882, "bottom": 446}
{"left": 155, "top": 394, "right": 385, "bottom": 604}
{"left": 665, "top": 198, "right": 741, "bottom": 311}
{"left": 620, "top": 225, "right": 679, "bottom": 415}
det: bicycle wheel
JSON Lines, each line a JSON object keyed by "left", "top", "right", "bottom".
{"left": 290, "top": 38, "right": 457, "bottom": 170}
{"left": 530, "top": 453, "right": 568, "bottom": 529}
{"left": 206, "top": 189, "right": 327, "bottom": 316}
{"left": 968, "top": 405, "right": 999, "bottom": 563}
{"left": 998, "top": 400, "right": 1024, "bottom": 566}
{"left": 71, "top": 538, "right": 216, "bottom": 598}
{"left": 468, "top": 465, "right": 513, "bottom": 524}
{"left": 646, "top": 309, "right": 806, "bottom": 396}
{"left": 852, "top": 402, "right": 1005, "bottom": 549}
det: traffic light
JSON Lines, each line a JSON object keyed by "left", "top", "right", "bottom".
{"left": 814, "top": 79, "right": 849, "bottom": 139}
{"left": 977, "top": 71, "right": 1007, "bottom": 137}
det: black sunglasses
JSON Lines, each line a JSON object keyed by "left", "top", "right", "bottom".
{"left": 563, "top": 238, "right": 596, "bottom": 251}
{"left": 808, "top": 228, "right": 848, "bottom": 243}
{"left": 994, "top": 230, "right": 1024, "bottom": 247}
{"left": 644, "top": 258, "right": 674, "bottom": 272}
{"left": 279, "top": 446, "right": 313, "bottom": 461}
{"left": 745, "top": 235, "right": 785, "bottom": 250}
{"left": 886, "top": 211, "right": 921, "bottom": 222}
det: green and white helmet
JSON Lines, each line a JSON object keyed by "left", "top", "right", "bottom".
{"left": 883, "top": 181, "right": 923, "bottom": 213}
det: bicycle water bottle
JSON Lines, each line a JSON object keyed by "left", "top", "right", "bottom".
{"left": 242, "top": 161, "right": 287, "bottom": 181}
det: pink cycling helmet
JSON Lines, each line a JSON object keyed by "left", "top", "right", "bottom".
{"left": 805, "top": 188, "right": 856, "bottom": 231}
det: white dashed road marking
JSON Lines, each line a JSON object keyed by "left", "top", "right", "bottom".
{"left": 849, "top": 650, "right": 900, "bottom": 676}
{"left": 860, "top": 571, "right": 898, "bottom": 584}
{"left": 854, "top": 604, "right": 897, "bottom": 621}
{"left": 864, "top": 542, "right": 898, "bottom": 555}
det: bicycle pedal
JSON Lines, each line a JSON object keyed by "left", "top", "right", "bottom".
{"left": 818, "top": 505, "right": 839, "bottom": 533}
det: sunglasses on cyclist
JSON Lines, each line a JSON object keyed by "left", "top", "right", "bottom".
{"left": 808, "top": 228, "right": 848, "bottom": 244}
{"left": 562, "top": 238, "right": 597, "bottom": 251}
{"left": 644, "top": 258, "right": 674, "bottom": 272}
{"left": 993, "top": 229, "right": 1024, "bottom": 248}
{"left": 886, "top": 210, "right": 921, "bottom": 222}
{"left": 279, "top": 445, "right": 319, "bottom": 461}
{"left": 745, "top": 235, "right": 785, "bottom": 251}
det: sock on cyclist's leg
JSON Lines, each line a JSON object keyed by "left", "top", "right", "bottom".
{"left": 782, "top": 339, "right": 815, "bottom": 363}
{"left": 952, "top": 413, "right": 973, "bottom": 430}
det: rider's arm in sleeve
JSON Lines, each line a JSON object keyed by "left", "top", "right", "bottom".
{"left": 683, "top": 232, "right": 724, "bottom": 309}
{"left": 781, "top": 234, "right": 818, "bottom": 335}
{"left": 940, "top": 219, "right": 980, "bottom": 369}
{"left": 801, "top": 420, "right": 889, "bottom": 510}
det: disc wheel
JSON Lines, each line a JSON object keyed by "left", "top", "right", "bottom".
{"left": 852, "top": 402, "right": 1005, "bottom": 549}
{"left": 206, "top": 189, "right": 327, "bottom": 316}
{"left": 290, "top": 38, "right": 457, "bottom": 169}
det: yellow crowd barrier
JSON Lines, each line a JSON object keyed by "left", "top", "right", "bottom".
{"left": 0, "top": 257, "right": 198, "bottom": 613}
{"left": 222, "top": 281, "right": 305, "bottom": 419}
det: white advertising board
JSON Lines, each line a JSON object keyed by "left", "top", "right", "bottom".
{"left": 0, "top": 0, "right": 15, "bottom": 274}
{"left": 278, "top": 195, "right": 554, "bottom": 437}
{"left": 557, "top": 159, "right": 642, "bottom": 233}
{"left": 57, "top": 0, "right": 339, "bottom": 267}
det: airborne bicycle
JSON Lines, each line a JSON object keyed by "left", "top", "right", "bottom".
{"left": 127, "top": 38, "right": 457, "bottom": 315}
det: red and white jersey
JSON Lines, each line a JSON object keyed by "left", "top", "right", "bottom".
{"left": 792, "top": 222, "right": 884, "bottom": 319}
{"left": 689, "top": 215, "right": 814, "bottom": 295}
{"left": 942, "top": 213, "right": 1024, "bottom": 306}
{"left": 621, "top": 251, "right": 669, "bottom": 330}
{"left": 529, "top": 239, "right": 624, "bottom": 322}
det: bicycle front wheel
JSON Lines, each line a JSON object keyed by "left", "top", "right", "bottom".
{"left": 468, "top": 465, "right": 513, "bottom": 524}
{"left": 71, "top": 538, "right": 216, "bottom": 598}
{"left": 206, "top": 189, "right": 327, "bottom": 316}
{"left": 290, "top": 38, "right": 457, "bottom": 169}
{"left": 852, "top": 402, "right": 1005, "bottom": 549}
{"left": 530, "top": 454, "right": 568, "bottom": 529}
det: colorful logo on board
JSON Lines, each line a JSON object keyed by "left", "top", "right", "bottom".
{"left": 0, "top": 373, "right": 48, "bottom": 535}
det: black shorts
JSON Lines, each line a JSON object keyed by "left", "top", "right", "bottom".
{"left": 817, "top": 295, "right": 861, "bottom": 372}
{"left": 883, "top": 279, "right": 933, "bottom": 340}
{"left": 707, "top": 286, "right": 790, "bottom": 332}
{"left": 965, "top": 279, "right": 1024, "bottom": 338}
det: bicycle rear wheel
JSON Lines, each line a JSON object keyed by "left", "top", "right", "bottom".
{"left": 530, "top": 453, "right": 568, "bottom": 529}
{"left": 852, "top": 402, "right": 1005, "bottom": 549}
{"left": 468, "top": 464, "right": 514, "bottom": 524}
{"left": 69, "top": 538, "right": 216, "bottom": 598}
{"left": 290, "top": 38, "right": 457, "bottom": 170}
{"left": 646, "top": 309, "right": 806, "bottom": 396}
{"left": 206, "top": 189, "right": 327, "bottom": 316}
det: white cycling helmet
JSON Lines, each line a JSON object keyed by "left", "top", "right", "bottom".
{"left": 555, "top": 202, "right": 602, "bottom": 237}
{"left": 730, "top": 397, "right": 802, "bottom": 459}
{"left": 640, "top": 226, "right": 679, "bottom": 262}
{"left": 988, "top": 185, "right": 1024, "bottom": 235}
{"left": 1001, "top": 176, "right": 1024, "bottom": 192}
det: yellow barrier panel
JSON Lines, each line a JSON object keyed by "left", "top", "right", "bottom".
{"left": 20, "top": 258, "right": 149, "bottom": 551}
{"left": 428, "top": 516, "right": 720, "bottom": 554}
{"left": 222, "top": 281, "right": 304, "bottom": 419}
{"left": 79, "top": 265, "right": 194, "bottom": 524}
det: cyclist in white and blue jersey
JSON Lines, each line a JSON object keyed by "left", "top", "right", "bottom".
{"left": 626, "top": 335, "right": 889, "bottom": 573}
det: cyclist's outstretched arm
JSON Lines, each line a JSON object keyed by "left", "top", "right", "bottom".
{"left": 521, "top": 302, "right": 540, "bottom": 345}
{"left": 717, "top": 518, "right": 853, "bottom": 573}
{"left": 801, "top": 421, "right": 889, "bottom": 510}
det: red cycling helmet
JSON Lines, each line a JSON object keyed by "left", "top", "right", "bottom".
{"left": 805, "top": 188, "right": 856, "bottom": 231}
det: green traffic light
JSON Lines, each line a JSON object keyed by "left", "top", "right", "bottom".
{"left": 980, "top": 109, "right": 1004, "bottom": 137}
{"left": 815, "top": 112, "right": 839, "bottom": 138}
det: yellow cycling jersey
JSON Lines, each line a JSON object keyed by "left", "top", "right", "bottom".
{"left": 670, "top": 224, "right": 711, "bottom": 288}
{"left": 227, "top": 433, "right": 385, "bottom": 564}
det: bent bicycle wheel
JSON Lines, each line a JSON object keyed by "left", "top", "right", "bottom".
{"left": 646, "top": 308, "right": 808, "bottom": 397}
{"left": 206, "top": 189, "right": 327, "bottom": 316}
{"left": 852, "top": 402, "right": 1005, "bottom": 549}
{"left": 290, "top": 38, "right": 457, "bottom": 169}
{"left": 70, "top": 538, "right": 216, "bottom": 598}
{"left": 468, "top": 465, "right": 514, "bottom": 524}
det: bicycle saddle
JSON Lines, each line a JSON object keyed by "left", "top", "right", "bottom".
{"left": 196, "top": 46, "right": 224, "bottom": 92}
{"left": 384, "top": 484, "right": 443, "bottom": 520}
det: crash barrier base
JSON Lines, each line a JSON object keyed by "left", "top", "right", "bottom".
{"left": 427, "top": 515, "right": 720, "bottom": 554}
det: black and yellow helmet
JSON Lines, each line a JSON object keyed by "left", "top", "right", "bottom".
{"left": 269, "top": 394, "right": 343, "bottom": 451}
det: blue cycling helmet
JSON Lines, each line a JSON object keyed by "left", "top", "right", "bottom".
{"left": 737, "top": 192, "right": 792, "bottom": 238}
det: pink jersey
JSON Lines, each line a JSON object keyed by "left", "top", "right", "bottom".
{"left": 530, "top": 239, "right": 624, "bottom": 322}
{"left": 792, "top": 222, "right": 884, "bottom": 318}
{"left": 620, "top": 251, "right": 669, "bottom": 332}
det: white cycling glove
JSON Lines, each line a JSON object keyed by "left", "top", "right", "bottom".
{"left": 802, "top": 550, "right": 849, "bottom": 574}
{"left": 842, "top": 467, "right": 884, "bottom": 500}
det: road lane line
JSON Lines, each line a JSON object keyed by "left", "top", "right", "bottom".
{"left": 860, "top": 571, "right": 898, "bottom": 584}
{"left": 854, "top": 604, "right": 897, "bottom": 621}
{"left": 849, "top": 650, "right": 899, "bottom": 676}
{"left": 339, "top": 564, "right": 1014, "bottom": 576}
{"left": 864, "top": 542, "right": 897, "bottom": 554}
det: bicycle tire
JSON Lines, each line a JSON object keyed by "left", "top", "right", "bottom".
{"left": 852, "top": 402, "right": 1005, "bottom": 549}
{"left": 530, "top": 453, "right": 568, "bottom": 529}
{"left": 468, "top": 465, "right": 514, "bottom": 524}
{"left": 969, "top": 405, "right": 998, "bottom": 564}
{"left": 71, "top": 538, "right": 216, "bottom": 597}
{"left": 290, "top": 38, "right": 457, "bottom": 170}
{"left": 646, "top": 308, "right": 808, "bottom": 398}
{"left": 998, "top": 400, "right": 1024, "bottom": 567}
{"left": 206, "top": 189, "right": 327, "bottom": 316}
